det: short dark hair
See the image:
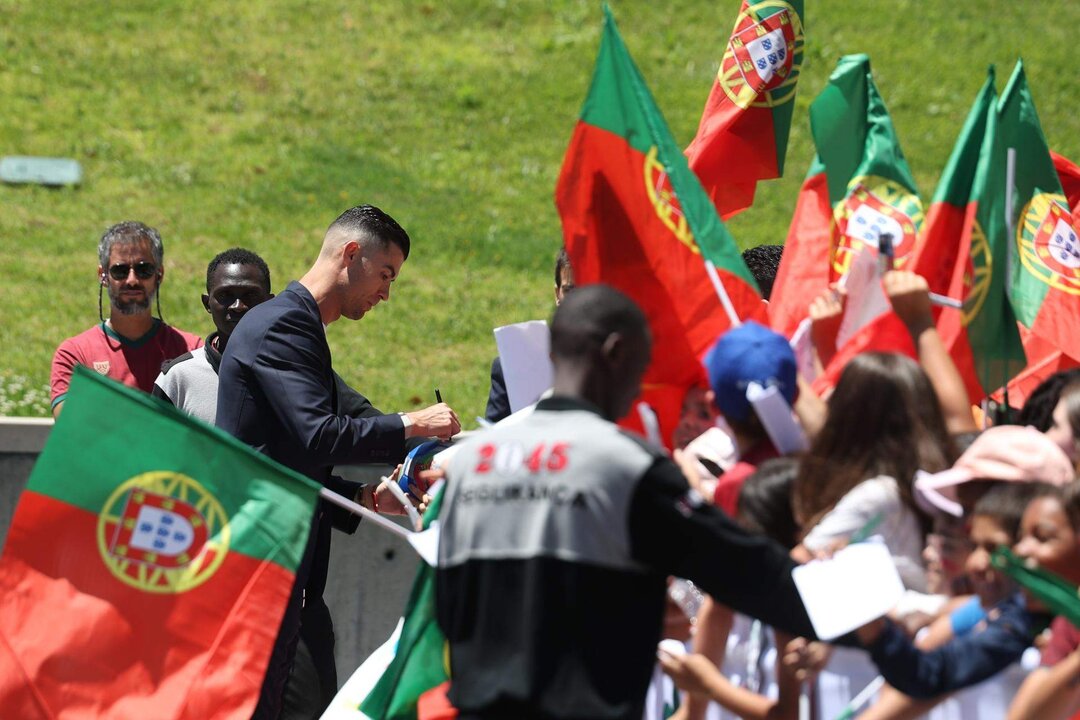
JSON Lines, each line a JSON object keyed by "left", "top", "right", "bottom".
{"left": 741, "top": 244, "right": 783, "bottom": 300}
{"left": 1024, "top": 481, "right": 1080, "bottom": 532}
{"left": 98, "top": 221, "right": 164, "bottom": 267}
{"left": 205, "top": 248, "right": 271, "bottom": 293}
{"left": 972, "top": 482, "right": 1043, "bottom": 541}
{"left": 550, "top": 284, "right": 649, "bottom": 362}
{"left": 555, "top": 246, "right": 573, "bottom": 287}
{"left": 1018, "top": 368, "right": 1080, "bottom": 431}
{"left": 328, "top": 204, "right": 411, "bottom": 260}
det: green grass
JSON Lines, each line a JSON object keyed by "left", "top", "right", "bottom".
{"left": 2, "top": 0, "right": 1079, "bottom": 422}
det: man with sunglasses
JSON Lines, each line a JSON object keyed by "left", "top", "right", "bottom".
{"left": 50, "top": 221, "right": 201, "bottom": 417}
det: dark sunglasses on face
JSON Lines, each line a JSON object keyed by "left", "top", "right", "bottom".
{"left": 108, "top": 262, "right": 157, "bottom": 281}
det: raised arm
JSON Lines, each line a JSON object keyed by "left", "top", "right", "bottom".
{"left": 883, "top": 270, "right": 977, "bottom": 434}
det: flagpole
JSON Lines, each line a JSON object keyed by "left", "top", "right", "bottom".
{"left": 636, "top": 402, "right": 663, "bottom": 446}
{"left": 1005, "top": 148, "right": 1017, "bottom": 297}
{"left": 318, "top": 487, "right": 413, "bottom": 541}
{"left": 705, "top": 260, "right": 743, "bottom": 327}
{"left": 1003, "top": 146, "right": 1017, "bottom": 420}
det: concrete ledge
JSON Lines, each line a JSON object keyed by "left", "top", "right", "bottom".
{"left": 0, "top": 417, "right": 52, "bottom": 453}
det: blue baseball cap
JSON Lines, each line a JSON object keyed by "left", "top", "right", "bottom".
{"left": 705, "top": 321, "right": 797, "bottom": 424}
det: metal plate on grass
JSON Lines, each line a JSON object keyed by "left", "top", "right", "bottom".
{"left": 0, "top": 156, "right": 82, "bottom": 186}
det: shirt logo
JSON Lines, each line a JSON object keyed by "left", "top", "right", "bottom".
{"left": 92, "top": 361, "right": 110, "bottom": 375}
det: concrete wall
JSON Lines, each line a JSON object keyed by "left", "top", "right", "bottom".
{"left": 0, "top": 418, "right": 418, "bottom": 684}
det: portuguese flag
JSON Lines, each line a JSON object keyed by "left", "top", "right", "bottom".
{"left": 0, "top": 367, "right": 319, "bottom": 719}
{"left": 990, "top": 151, "right": 1080, "bottom": 409}
{"left": 556, "top": 5, "right": 763, "bottom": 447}
{"left": 360, "top": 487, "right": 449, "bottom": 720}
{"left": 769, "top": 54, "right": 922, "bottom": 338}
{"left": 1052, "top": 150, "right": 1080, "bottom": 227}
{"left": 686, "top": 0, "right": 805, "bottom": 219}
{"left": 909, "top": 68, "right": 1025, "bottom": 402}
{"left": 999, "top": 61, "right": 1080, "bottom": 364}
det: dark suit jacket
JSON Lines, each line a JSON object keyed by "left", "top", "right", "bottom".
{"left": 216, "top": 281, "right": 407, "bottom": 600}
{"left": 484, "top": 356, "right": 510, "bottom": 423}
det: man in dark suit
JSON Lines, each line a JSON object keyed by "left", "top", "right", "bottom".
{"left": 217, "top": 204, "right": 460, "bottom": 719}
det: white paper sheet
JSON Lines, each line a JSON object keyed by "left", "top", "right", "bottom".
{"left": 789, "top": 317, "right": 818, "bottom": 382}
{"left": 836, "top": 249, "right": 891, "bottom": 348}
{"left": 494, "top": 320, "right": 553, "bottom": 413}
{"left": 791, "top": 539, "right": 904, "bottom": 641}
{"left": 746, "top": 381, "right": 808, "bottom": 454}
{"left": 407, "top": 522, "right": 440, "bottom": 567}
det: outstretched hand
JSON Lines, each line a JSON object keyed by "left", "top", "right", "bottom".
{"left": 809, "top": 284, "right": 846, "bottom": 363}
{"left": 781, "top": 636, "right": 832, "bottom": 683}
{"left": 657, "top": 647, "right": 721, "bottom": 697}
{"left": 372, "top": 464, "right": 413, "bottom": 516}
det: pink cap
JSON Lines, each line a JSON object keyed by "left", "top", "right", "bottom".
{"left": 915, "top": 425, "right": 1076, "bottom": 516}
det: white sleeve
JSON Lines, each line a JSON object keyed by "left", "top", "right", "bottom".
{"left": 153, "top": 367, "right": 178, "bottom": 403}
{"left": 803, "top": 476, "right": 901, "bottom": 550}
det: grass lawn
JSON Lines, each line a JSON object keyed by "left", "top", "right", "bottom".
{"left": 2, "top": 0, "right": 1078, "bottom": 422}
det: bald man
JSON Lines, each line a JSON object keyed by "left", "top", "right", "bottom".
{"left": 217, "top": 204, "right": 460, "bottom": 719}
{"left": 436, "top": 285, "right": 819, "bottom": 720}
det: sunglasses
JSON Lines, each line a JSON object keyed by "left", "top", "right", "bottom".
{"left": 108, "top": 262, "right": 157, "bottom": 281}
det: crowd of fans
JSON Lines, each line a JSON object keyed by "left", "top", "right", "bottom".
{"left": 47, "top": 217, "right": 1080, "bottom": 720}
{"left": 652, "top": 247, "right": 1080, "bottom": 720}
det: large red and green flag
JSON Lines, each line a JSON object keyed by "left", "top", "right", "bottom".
{"left": 769, "top": 54, "right": 923, "bottom": 338}
{"left": 909, "top": 68, "right": 1026, "bottom": 403}
{"left": 999, "top": 61, "right": 1080, "bottom": 363}
{"left": 556, "top": 5, "right": 764, "bottom": 447}
{"left": 685, "top": 0, "right": 805, "bottom": 219}
{"left": 1052, "top": 150, "right": 1080, "bottom": 227}
{"left": 360, "top": 487, "right": 448, "bottom": 720}
{"left": 989, "top": 151, "right": 1080, "bottom": 408}
{"left": 0, "top": 367, "right": 319, "bottom": 719}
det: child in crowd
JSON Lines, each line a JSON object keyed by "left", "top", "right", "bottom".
{"left": 1008, "top": 482, "right": 1080, "bottom": 720}
{"left": 701, "top": 322, "right": 798, "bottom": 516}
{"left": 791, "top": 351, "right": 956, "bottom": 717}
{"left": 857, "top": 482, "right": 1050, "bottom": 719}
{"left": 1016, "top": 367, "right": 1080, "bottom": 431}
{"left": 1044, "top": 379, "right": 1080, "bottom": 471}
{"left": 793, "top": 352, "right": 954, "bottom": 588}
{"left": 661, "top": 458, "right": 821, "bottom": 720}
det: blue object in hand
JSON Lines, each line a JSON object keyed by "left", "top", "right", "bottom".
{"left": 399, "top": 440, "right": 450, "bottom": 500}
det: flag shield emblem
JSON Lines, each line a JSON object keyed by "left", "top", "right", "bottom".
{"left": 719, "top": 1, "right": 803, "bottom": 109}
{"left": 97, "top": 471, "right": 230, "bottom": 593}
{"left": 644, "top": 146, "right": 697, "bottom": 253}
{"left": 832, "top": 178, "right": 923, "bottom": 278}
{"left": 92, "top": 361, "right": 110, "bottom": 375}
{"left": 1019, "top": 192, "right": 1080, "bottom": 294}
{"left": 958, "top": 218, "right": 994, "bottom": 326}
